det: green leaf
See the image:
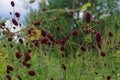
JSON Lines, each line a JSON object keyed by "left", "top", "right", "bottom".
{"left": 29, "top": 0, "right": 36, "bottom": 4}
{"left": 0, "top": 57, "right": 7, "bottom": 75}
{"left": 84, "top": 34, "right": 92, "bottom": 41}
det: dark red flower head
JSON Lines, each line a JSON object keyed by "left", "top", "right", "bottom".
{"left": 56, "top": 25, "right": 61, "bottom": 31}
{"left": 19, "top": 38, "right": 23, "bottom": 44}
{"left": 25, "top": 63, "right": 31, "bottom": 68}
{"left": 11, "top": 1, "right": 15, "bottom": 7}
{"left": 8, "top": 37, "right": 12, "bottom": 42}
{"left": 24, "top": 52, "right": 31, "bottom": 61}
{"left": 15, "top": 12, "right": 20, "bottom": 18}
{"left": 12, "top": 18, "right": 18, "bottom": 26}
{"left": 72, "top": 30, "right": 78, "bottom": 36}
{"left": 40, "top": 38, "right": 48, "bottom": 44}
{"left": 100, "top": 52, "right": 106, "bottom": 57}
{"left": 107, "top": 76, "right": 111, "bottom": 80}
{"left": 108, "top": 32, "right": 113, "bottom": 37}
{"left": 7, "top": 65, "right": 14, "bottom": 71}
{"left": 47, "top": 34, "right": 54, "bottom": 41}
{"left": 6, "top": 74, "right": 12, "bottom": 80}
{"left": 85, "top": 11, "right": 91, "bottom": 23}
{"left": 61, "top": 64, "right": 67, "bottom": 71}
{"left": 60, "top": 46, "right": 64, "bottom": 51}
{"left": 15, "top": 51, "right": 21, "bottom": 59}
{"left": 96, "top": 32, "right": 101, "bottom": 42}
{"left": 41, "top": 29, "right": 47, "bottom": 37}
{"left": 80, "top": 46, "right": 86, "bottom": 52}
{"left": 59, "top": 40, "right": 65, "bottom": 45}
{"left": 34, "top": 21, "right": 40, "bottom": 26}
{"left": 28, "top": 70, "right": 36, "bottom": 76}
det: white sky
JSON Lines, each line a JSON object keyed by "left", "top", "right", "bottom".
{"left": 0, "top": 0, "right": 40, "bottom": 22}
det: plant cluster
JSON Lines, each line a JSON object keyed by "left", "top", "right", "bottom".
{"left": 0, "top": 0, "right": 120, "bottom": 80}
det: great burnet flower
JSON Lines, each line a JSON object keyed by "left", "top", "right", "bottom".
{"left": 28, "top": 26, "right": 41, "bottom": 41}
{"left": 82, "top": 2, "right": 91, "bottom": 11}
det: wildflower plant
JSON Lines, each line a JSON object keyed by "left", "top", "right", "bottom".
{"left": 0, "top": 0, "right": 120, "bottom": 80}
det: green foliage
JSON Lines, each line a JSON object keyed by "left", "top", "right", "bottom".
{"left": 0, "top": 0, "right": 120, "bottom": 80}
{"left": 29, "top": 0, "right": 36, "bottom": 4}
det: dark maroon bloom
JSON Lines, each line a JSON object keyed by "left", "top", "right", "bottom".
{"left": 97, "top": 42, "right": 101, "bottom": 49}
{"left": 24, "top": 53, "right": 31, "bottom": 61}
{"left": 3, "top": 45, "right": 7, "bottom": 48}
{"left": 40, "top": 38, "right": 48, "bottom": 44}
{"left": 19, "top": 38, "right": 23, "bottom": 44}
{"left": 12, "top": 18, "right": 18, "bottom": 26}
{"left": 69, "top": 11, "right": 74, "bottom": 15}
{"left": 56, "top": 25, "right": 61, "bottom": 31}
{"left": 7, "top": 65, "right": 14, "bottom": 71}
{"left": 47, "top": 34, "right": 54, "bottom": 41}
{"left": 34, "top": 21, "right": 40, "bottom": 26}
{"left": 6, "top": 70, "right": 10, "bottom": 74}
{"left": 95, "top": 72, "right": 98, "bottom": 75}
{"left": 1, "top": 23, "right": 5, "bottom": 26}
{"left": 100, "top": 52, "right": 106, "bottom": 57}
{"left": 84, "top": 26, "right": 90, "bottom": 34}
{"left": 60, "top": 46, "right": 64, "bottom": 51}
{"left": 25, "top": 63, "right": 31, "bottom": 68}
{"left": 28, "top": 70, "right": 36, "bottom": 76}
{"left": 6, "top": 74, "right": 12, "bottom": 80}
{"left": 47, "top": 42, "right": 51, "bottom": 46}
{"left": 11, "top": 1, "right": 15, "bottom": 7}
{"left": 96, "top": 32, "right": 101, "bottom": 42}
{"left": 107, "top": 76, "right": 111, "bottom": 80}
{"left": 27, "top": 49, "right": 32, "bottom": 53}
{"left": 72, "top": 30, "right": 78, "bottom": 36}
{"left": 108, "top": 32, "right": 113, "bottom": 37}
{"left": 61, "top": 64, "right": 66, "bottom": 71}
{"left": 51, "top": 78, "right": 54, "bottom": 80}
{"left": 94, "top": 30, "right": 98, "bottom": 34}
{"left": 34, "top": 41, "right": 39, "bottom": 47}
{"left": 13, "top": 27, "right": 16, "bottom": 29}
{"left": 51, "top": 41, "right": 56, "bottom": 45}
{"left": 85, "top": 11, "right": 91, "bottom": 23}
{"left": 80, "top": 46, "right": 86, "bottom": 52}
{"left": 15, "top": 52, "right": 21, "bottom": 59}
{"left": 8, "top": 37, "right": 12, "bottom": 42}
{"left": 15, "top": 12, "right": 20, "bottom": 18}
{"left": 22, "top": 60, "right": 27, "bottom": 66}
{"left": 66, "top": 35, "right": 70, "bottom": 40}
{"left": 10, "top": 44, "right": 13, "bottom": 48}
{"left": 28, "top": 30, "right": 31, "bottom": 34}
{"left": 41, "top": 29, "right": 47, "bottom": 36}
{"left": 59, "top": 40, "right": 65, "bottom": 45}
